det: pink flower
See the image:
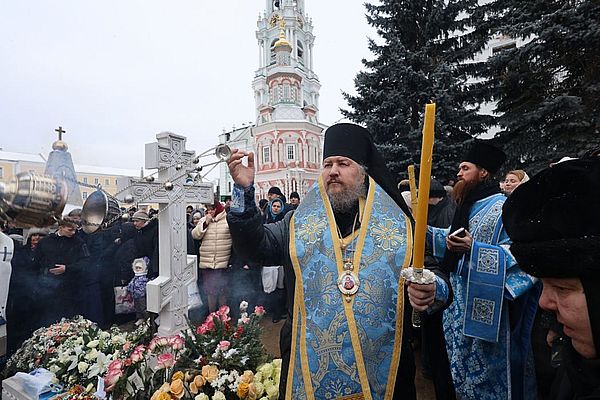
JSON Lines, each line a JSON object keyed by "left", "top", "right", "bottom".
{"left": 218, "top": 305, "right": 230, "bottom": 315}
{"left": 169, "top": 335, "right": 185, "bottom": 350}
{"left": 196, "top": 324, "right": 209, "bottom": 335}
{"left": 217, "top": 305, "right": 231, "bottom": 322}
{"left": 254, "top": 306, "right": 266, "bottom": 316}
{"left": 123, "top": 341, "right": 132, "bottom": 352}
{"left": 157, "top": 352, "right": 175, "bottom": 369}
{"left": 148, "top": 336, "right": 169, "bottom": 351}
{"left": 107, "top": 359, "right": 124, "bottom": 373}
{"left": 130, "top": 346, "right": 146, "bottom": 363}
{"left": 217, "top": 340, "right": 231, "bottom": 351}
{"left": 204, "top": 315, "right": 215, "bottom": 331}
{"left": 104, "top": 368, "right": 123, "bottom": 391}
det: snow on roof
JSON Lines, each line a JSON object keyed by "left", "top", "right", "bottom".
{"left": 0, "top": 150, "right": 142, "bottom": 177}
{"left": 73, "top": 163, "right": 141, "bottom": 177}
{"left": 0, "top": 150, "right": 46, "bottom": 163}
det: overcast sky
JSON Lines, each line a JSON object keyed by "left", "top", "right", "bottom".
{"left": 0, "top": 1, "right": 376, "bottom": 179}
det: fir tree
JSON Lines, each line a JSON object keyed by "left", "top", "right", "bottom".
{"left": 342, "top": 0, "right": 493, "bottom": 181}
{"left": 485, "top": 0, "right": 600, "bottom": 173}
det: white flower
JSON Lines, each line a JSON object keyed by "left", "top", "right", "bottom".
{"left": 223, "top": 348, "right": 239, "bottom": 359}
{"left": 195, "top": 395, "right": 209, "bottom": 400}
{"left": 239, "top": 301, "right": 248, "bottom": 312}
{"left": 85, "top": 349, "right": 99, "bottom": 361}
{"left": 87, "top": 340, "right": 99, "bottom": 349}
{"left": 77, "top": 361, "right": 89, "bottom": 374}
{"left": 212, "top": 391, "right": 226, "bottom": 400}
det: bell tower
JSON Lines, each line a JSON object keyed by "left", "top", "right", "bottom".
{"left": 253, "top": 0, "right": 320, "bottom": 125}
{"left": 251, "top": 0, "right": 324, "bottom": 201}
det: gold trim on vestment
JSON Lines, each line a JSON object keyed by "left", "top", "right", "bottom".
{"left": 287, "top": 216, "right": 316, "bottom": 399}
{"left": 318, "top": 175, "right": 375, "bottom": 400}
{"left": 337, "top": 394, "right": 365, "bottom": 400}
{"left": 384, "top": 213, "right": 412, "bottom": 399}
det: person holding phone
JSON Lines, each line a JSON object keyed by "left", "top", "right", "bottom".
{"left": 427, "top": 141, "right": 540, "bottom": 400}
{"left": 34, "top": 218, "right": 89, "bottom": 328}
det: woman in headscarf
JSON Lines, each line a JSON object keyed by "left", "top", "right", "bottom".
{"left": 502, "top": 169, "right": 530, "bottom": 196}
{"left": 191, "top": 200, "right": 232, "bottom": 313}
{"left": 262, "top": 197, "right": 287, "bottom": 322}
{"left": 263, "top": 197, "right": 285, "bottom": 224}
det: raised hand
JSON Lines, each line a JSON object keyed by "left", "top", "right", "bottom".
{"left": 227, "top": 148, "right": 255, "bottom": 187}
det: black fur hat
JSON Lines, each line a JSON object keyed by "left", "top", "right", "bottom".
{"left": 503, "top": 157, "right": 600, "bottom": 280}
{"left": 462, "top": 140, "right": 506, "bottom": 174}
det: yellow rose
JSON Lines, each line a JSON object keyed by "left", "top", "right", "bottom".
{"left": 201, "top": 365, "right": 219, "bottom": 383}
{"left": 151, "top": 392, "right": 171, "bottom": 400}
{"left": 189, "top": 382, "right": 198, "bottom": 395}
{"left": 265, "top": 382, "right": 279, "bottom": 399}
{"left": 237, "top": 381, "right": 249, "bottom": 398}
{"left": 150, "top": 390, "right": 163, "bottom": 400}
{"left": 172, "top": 371, "right": 185, "bottom": 382}
{"left": 194, "top": 374, "right": 207, "bottom": 388}
{"left": 160, "top": 382, "right": 171, "bottom": 393}
{"left": 248, "top": 382, "right": 259, "bottom": 400}
{"left": 240, "top": 370, "right": 254, "bottom": 384}
{"left": 170, "top": 378, "right": 185, "bottom": 399}
{"left": 258, "top": 363, "right": 273, "bottom": 379}
{"left": 254, "top": 382, "right": 265, "bottom": 397}
{"left": 273, "top": 369, "right": 281, "bottom": 387}
{"left": 158, "top": 393, "right": 171, "bottom": 400}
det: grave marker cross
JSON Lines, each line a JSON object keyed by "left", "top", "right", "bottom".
{"left": 118, "top": 132, "right": 214, "bottom": 336}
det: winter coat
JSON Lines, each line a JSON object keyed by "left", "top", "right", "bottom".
{"left": 127, "top": 274, "right": 149, "bottom": 300}
{"left": 192, "top": 211, "right": 232, "bottom": 269}
{"left": 549, "top": 340, "right": 600, "bottom": 399}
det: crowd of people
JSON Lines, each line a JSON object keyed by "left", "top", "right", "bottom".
{"left": 3, "top": 183, "right": 299, "bottom": 357}
{"left": 2, "top": 122, "right": 599, "bottom": 399}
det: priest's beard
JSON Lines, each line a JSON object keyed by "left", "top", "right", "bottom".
{"left": 327, "top": 172, "right": 367, "bottom": 213}
{"left": 452, "top": 179, "right": 480, "bottom": 205}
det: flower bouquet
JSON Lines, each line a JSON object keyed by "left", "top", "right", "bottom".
{"left": 106, "top": 302, "right": 277, "bottom": 399}
{"left": 3, "top": 316, "right": 151, "bottom": 397}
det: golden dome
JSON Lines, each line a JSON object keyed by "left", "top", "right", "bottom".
{"left": 52, "top": 140, "right": 68, "bottom": 151}
{"left": 274, "top": 19, "right": 291, "bottom": 48}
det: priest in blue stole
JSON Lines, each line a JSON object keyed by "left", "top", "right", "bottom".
{"left": 428, "top": 141, "right": 539, "bottom": 400}
{"left": 226, "top": 123, "right": 452, "bottom": 400}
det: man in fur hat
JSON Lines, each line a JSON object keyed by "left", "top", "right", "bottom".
{"left": 428, "top": 140, "right": 539, "bottom": 399}
{"left": 226, "top": 123, "right": 451, "bottom": 399}
{"left": 503, "top": 157, "right": 600, "bottom": 398}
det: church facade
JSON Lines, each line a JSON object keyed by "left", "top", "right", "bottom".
{"left": 219, "top": 0, "right": 325, "bottom": 202}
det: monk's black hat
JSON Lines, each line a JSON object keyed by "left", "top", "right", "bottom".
{"left": 323, "top": 123, "right": 412, "bottom": 218}
{"left": 503, "top": 157, "right": 600, "bottom": 280}
{"left": 462, "top": 140, "right": 506, "bottom": 174}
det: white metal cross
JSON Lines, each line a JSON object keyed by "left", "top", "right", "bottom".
{"left": 118, "top": 132, "right": 214, "bottom": 335}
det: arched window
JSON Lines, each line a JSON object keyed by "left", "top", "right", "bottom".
{"left": 297, "top": 41, "right": 304, "bottom": 64}
{"left": 283, "top": 84, "right": 291, "bottom": 102}
{"left": 270, "top": 39, "right": 278, "bottom": 64}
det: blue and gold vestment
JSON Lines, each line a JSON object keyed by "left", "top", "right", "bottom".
{"left": 429, "top": 193, "right": 539, "bottom": 400}
{"left": 286, "top": 176, "right": 412, "bottom": 400}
